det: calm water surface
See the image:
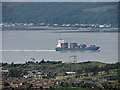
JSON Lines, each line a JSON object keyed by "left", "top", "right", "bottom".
{"left": 2, "top": 30, "right": 118, "bottom": 63}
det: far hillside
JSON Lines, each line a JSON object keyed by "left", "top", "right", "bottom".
{"left": 2, "top": 2, "right": 118, "bottom": 27}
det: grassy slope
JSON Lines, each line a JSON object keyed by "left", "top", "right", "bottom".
{"left": 83, "top": 5, "right": 117, "bottom": 13}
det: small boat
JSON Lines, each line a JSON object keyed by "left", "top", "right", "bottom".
{"left": 55, "top": 39, "right": 100, "bottom": 51}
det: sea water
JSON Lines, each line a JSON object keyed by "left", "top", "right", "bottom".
{"left": 2, "top": 30, "right": 118, "bottom": 63}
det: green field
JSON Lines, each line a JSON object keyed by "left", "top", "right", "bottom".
{"left": 83, "top": 5, "right": 117, "bottom": 13}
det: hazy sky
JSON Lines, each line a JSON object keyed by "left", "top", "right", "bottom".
{"left": 1, "top": 0, "right": 120, "bottom": 2}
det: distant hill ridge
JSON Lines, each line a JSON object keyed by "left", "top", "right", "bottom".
{"left": 2, "top": 2, "right": 118, "bottom": 27}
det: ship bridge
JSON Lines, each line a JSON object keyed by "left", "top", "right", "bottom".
{"left": 56, "top": 39, "right": 64, "bottom": 47}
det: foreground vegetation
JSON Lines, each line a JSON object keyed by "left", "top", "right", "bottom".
{"left": 1, "top": 60, "right": 120, "bottom": 89}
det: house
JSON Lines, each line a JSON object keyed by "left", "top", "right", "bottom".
{"left": 65, "top": 72, "right": 76, "bottom": 75}
{"left": 2, "top": 70, "right": 9, "bottom": 76}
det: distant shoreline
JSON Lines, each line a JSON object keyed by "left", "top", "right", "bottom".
{"left": 2, "top": 26, "right": 119, "bottom": 32}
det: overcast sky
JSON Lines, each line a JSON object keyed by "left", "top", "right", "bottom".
{"left": 1, "top": 0, "right": 120, "bottom": 2}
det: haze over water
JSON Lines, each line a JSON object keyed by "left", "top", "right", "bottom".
{"left": 2, "top": 30, "right": 118, "bottom": 63}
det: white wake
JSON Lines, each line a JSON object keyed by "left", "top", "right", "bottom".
{"left": 0, "top": 50, "right": 56, "bottom": 52}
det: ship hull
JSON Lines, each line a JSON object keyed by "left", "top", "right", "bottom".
{"left": 55, "top": 47, "right": 100, "bottom": 51}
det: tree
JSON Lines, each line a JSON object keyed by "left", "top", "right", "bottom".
{"left": 60, "top": 82, "right": 66, "bottom": 87}
{"left": 2, "top": 62, "right": 8, "bottom": 66}
{"left": 40, "top": 59, "right": 45, "bottom": 63}
{"left": 27, "top": 83, "right": 33, "bottom": 88}
{"left": 40, "top": 86, "right": 43, "bottom": 89}
{"left": 9, "top": 68, "right": 26, "bottom": 77}
{"left": 4, "top": 81, "right": 10, "bottom": 86}
{"left": 11, "top": 62, "right": 14, "bottom": 67}
{"left": 91, "top": 66, "right": 99, "bottom": 76}
{"left": 76, "top": 69, "right": 83, "bottom": 74}
{"left": 22, "top": 81, "right": 27, "bottom": 85}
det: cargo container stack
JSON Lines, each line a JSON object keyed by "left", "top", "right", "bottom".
{"left": 61, "top": 43, "right": 68, "bottom": 48}
{"left": 61, "top": 43, "right": 65, "bottom": 49}
{"left": 78, "top": 44, "right": 86, "bottom": 48}
{"left": 82, "top": 44, "right": 86, "bottom": 48}
{"left": 65, "top": 43, "right": 68, "bottom": 48}
{"left": 70, "top": 43, "right": 78, "bottom": 48}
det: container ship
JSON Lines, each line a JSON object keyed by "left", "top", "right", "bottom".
{"left": 55, "top": 39, "right": 100, "bottom": 51}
